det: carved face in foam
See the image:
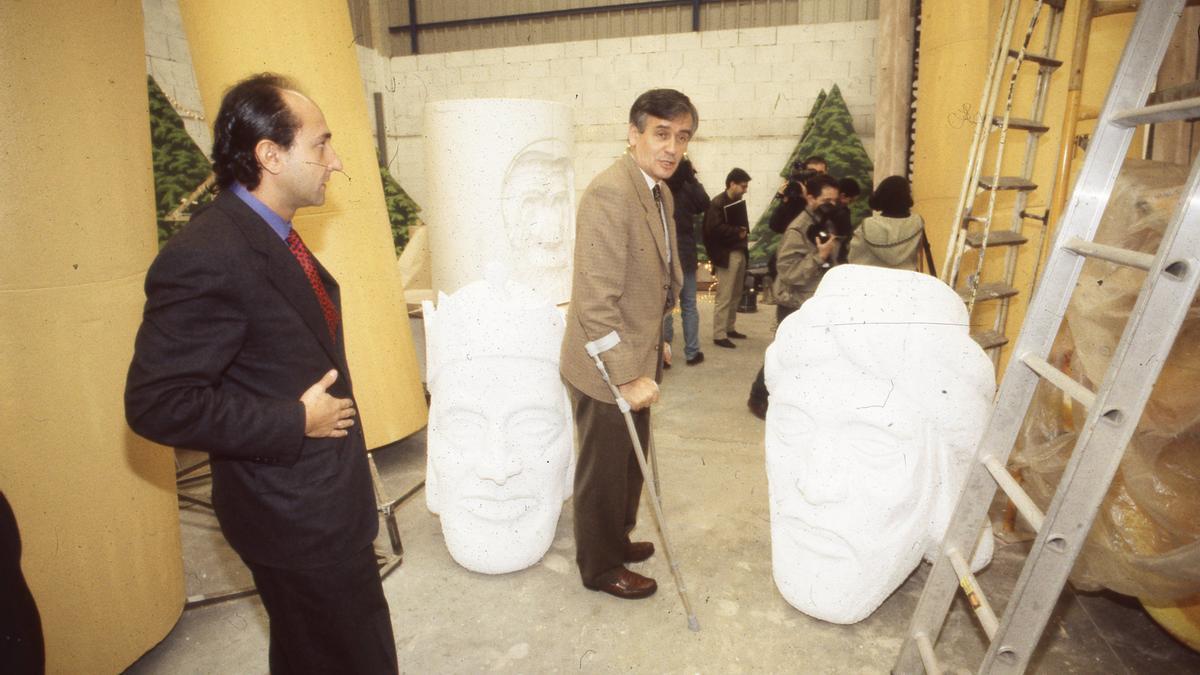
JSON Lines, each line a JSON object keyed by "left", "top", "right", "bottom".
{"left": 501, "top": 139, "right": 575, "bottom": 271}
{"left": 764, "top": 264, "right": 995, "bottom": 624}
{"left": 428, "top": 358, "right": 573, "bottom": 574}
{"left": 423, "top": 273, "right": 574, "bottom": 574}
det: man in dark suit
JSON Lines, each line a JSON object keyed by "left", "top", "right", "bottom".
{"left": 125, "top": 74, "right": 397, "bottom": 673}
{"left": 560, "top": 89, "right": 691, "bottom": 599}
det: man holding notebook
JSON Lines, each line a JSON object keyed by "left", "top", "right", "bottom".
{"left": 703, "top": 168, "right": 752, "bottom": 348}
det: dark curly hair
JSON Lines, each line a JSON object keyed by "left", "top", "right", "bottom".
{"left": 211, "top": 73, "right": 301, "bottom": 191}
{"left": 868, "top": 175, "right": 914, "bottom": 217}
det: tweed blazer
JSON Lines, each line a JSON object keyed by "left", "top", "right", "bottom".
{"left": 561, "top": 152, "right": 684, "bottom": 402}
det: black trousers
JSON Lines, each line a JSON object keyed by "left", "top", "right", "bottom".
{"left": 0, "top": 492, "right": 43, "bottom": 675}
{"left": 244, "top": 544, "right": 397, "bottom": 674}
{"left": 568, "top": 383, "right": 651, "bottom": 586}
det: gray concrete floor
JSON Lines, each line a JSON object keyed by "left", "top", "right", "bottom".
{"left": 128, "top": 292, "right": 1200, "bottom": 674}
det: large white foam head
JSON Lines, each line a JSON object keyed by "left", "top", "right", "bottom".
{"left": 424, "top": 99, "right": 575, "bottom": 303}
{"left": 422, "top": 265, "right": 574, "bottom": 574}
{"left": 763, "top": 265, "right": 995, "bottom": 623}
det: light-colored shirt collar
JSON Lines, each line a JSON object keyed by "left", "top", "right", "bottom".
{"left": 230, "top": 182, "right": 291, "bottom": 241}
{"left": 636, "top": 166, "right": 661, "bottom": 193}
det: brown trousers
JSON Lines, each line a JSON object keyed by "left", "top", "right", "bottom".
{"left": 568, "top": 383, "right": 652, "bottom": 586}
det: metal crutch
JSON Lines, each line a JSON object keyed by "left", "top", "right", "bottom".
{"left": 585, "top": 331, "right": 700, "bottom": 632}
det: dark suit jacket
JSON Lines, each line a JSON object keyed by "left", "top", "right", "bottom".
{"left": 702, "top": 191, "right": 748, "bottom": 269}
{"left": 125, "top": 190, "right": 376, "bottom": 570}
{"left": 667, "top": 175, "right": 710, "bottom": 272}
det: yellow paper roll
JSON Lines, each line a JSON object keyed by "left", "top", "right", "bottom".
{"left": 179, "top": 0, "right": 428, "bottom": 447}
{"left": 0, "top": 1, "right": 184, "bottom": 671}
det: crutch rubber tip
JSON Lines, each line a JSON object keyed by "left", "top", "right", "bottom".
{"left": 688, "top": 616, "right": 700, "bottom": 632}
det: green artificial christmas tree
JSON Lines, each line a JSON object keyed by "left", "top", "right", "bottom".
{"left": 748, "top": 85, "right": 874, "bottom": 262}
{"left": 148, "top": 76, "right": 213, "bottom": 246}
{"left": 380, "top": 165, "right": 422, "bottom": 257}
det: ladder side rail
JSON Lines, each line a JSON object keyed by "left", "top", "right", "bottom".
{"left": 942, "top": 0, "right": 1024, "bottom": 284}
{"left": 978, "top": 3, "right": 1189, "bottom": 672}
{"left": 960, "top": 1, "right": 1046, "bottom": 307}
{"left": 896, "top": 4, "right": 1181, "bottom": 672}
{"left": 994, "top": 8, "right": 1066, "bottom": 355}
{"left": 982, "top": 175, "right": 1200, "bottom": 672}
{"left": 895, "top": 449, "right": 1010, "bottom": 672}
{"left": 966, "top": 1, "right": 1048, "bottom": 314}
{"left": 984, "top": 102, "right": 1200, "bottom": 675}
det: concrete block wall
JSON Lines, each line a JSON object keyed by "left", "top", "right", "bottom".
{"left": 141, "top": 0, "right": 877, "bottom": 225}
{"left": 142, "top": 0, "right": 211, "bottom": 157}
{"left": 368, "top": 21, "right": 879, "bottom": 224}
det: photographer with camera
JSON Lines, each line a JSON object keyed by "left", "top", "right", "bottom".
{"left": 767, "top": 155, "right": 826, "bottom": 235}
{"left": 747, "top": 177, "right": 848, "bottom": 419}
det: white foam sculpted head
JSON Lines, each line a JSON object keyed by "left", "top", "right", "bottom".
{"left": 763, "top": 265, "right": 996, "bottom": 623}
{"left": 423, "top": 266, "right": 574, "bottom": 574}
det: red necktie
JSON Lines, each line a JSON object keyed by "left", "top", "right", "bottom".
{"left": 286, "top": 229, "right": 340, "bottom": 341}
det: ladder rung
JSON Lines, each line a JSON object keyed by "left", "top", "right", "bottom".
{"left": 1111, "top": 96, "right": 1200, "bottom": 128}
{"left": 1020, "top": 209, "right": 1048, "bottom": 222}
{"left": 1147, "top": 79, "right": 1200, "bottom": 106}
{"left": 914, "top": 633, "right": 943, "bottom": 675}
{"left": 947, "top": 547, "right": 999, "bottom": 640}
{"left": 971, "top": 329, "right": 1008, "bottom": 350}
{"left": 1063, "top": 236, "right": 1155, "bottom": 270}
{"left": 982, "top": 455, "right": 1046, "bottom": 531}
{"left": 994, "top": 116, "right": 1050, "bottom": 133}
{"left": 964, "top": 214, "right": 988, "bottom": 224}
{"left": 959, "top": 282, "right": 1018, "bottom": 303}
{"left": 1020, "top": 353, "right": 1097, "bottom": 409}
{"left": 978, "top": 176, "right": 1038, "bottom": 191}
{"left": 1008, "top": 49, "right": 1063, "bottom": 69}
{"left": 965, "top": 230, "right": 1028, "bottom": 248}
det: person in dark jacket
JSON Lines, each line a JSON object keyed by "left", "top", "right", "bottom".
{"left": 703, "top": 168, "right": 752, "bottom": 348}
{"left": 663, "top": 157, "right": 710, "bottom": 365}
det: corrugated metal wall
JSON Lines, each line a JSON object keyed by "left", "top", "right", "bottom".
{"left": 356, "top": 0, "right": 878, "bottom": 56}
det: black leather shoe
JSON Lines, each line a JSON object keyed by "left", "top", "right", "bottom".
{"left": 714, "top": 338, "right": 736, "bottom": 349}
{"left": 624, "top": 541, "right": 655, "bottom": 563}
{"left": 685, "top": 352, "right": 705, "bottom": 366}
{"left": 748, "top": 397, "right": 768, "bottom": 420}
{"left": 585, "top": 568, "right": 657, "bottom": 599}
{"left": 728, "top": 330, "right": 748, "bottom": 339}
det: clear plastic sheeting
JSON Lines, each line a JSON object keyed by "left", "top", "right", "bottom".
{"left": 1011, "top": 159, "right": 1200, "bottom": 602}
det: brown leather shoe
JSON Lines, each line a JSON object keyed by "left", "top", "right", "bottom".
{"left": 624, "top": 541, "right": 655, "bottom": 563}
{"left": 585, "top": 567, "right": 657, "bottom": 599}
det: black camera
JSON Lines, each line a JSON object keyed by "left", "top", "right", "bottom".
{"left": 780, "top": 164, "right": 818, "bottom": 203}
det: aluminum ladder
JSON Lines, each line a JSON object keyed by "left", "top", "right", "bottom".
{"left": 941, "top": 0, "right": 1066, "bottom": 359}
{"left": 896, "top": 1, "right": 1200, "bottom": 672}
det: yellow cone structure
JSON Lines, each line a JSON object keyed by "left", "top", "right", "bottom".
{"left": 0, "top": 1, "right": 184, "bottom": 671}
{"left": 179, "top": 0, "right": 428, "bottom": 447}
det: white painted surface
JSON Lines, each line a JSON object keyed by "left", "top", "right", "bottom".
{"left": 422, "top": 268, "right": 575, "bottom": 574}
{"left": 424, "top": 99, "right": 575, "bottom": 303}
{"left": 763, "top": 265, "right": 995, "bottom": 623}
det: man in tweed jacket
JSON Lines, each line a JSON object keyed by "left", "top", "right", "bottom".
{"left": 560, "top": 89, "right": 693, "bottom": 599}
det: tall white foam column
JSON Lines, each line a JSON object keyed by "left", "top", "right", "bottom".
{"left": 424, "top": 99, "right": 576, "bottom": 304}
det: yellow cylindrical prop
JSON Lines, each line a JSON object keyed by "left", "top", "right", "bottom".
{"left": 1143, "top": 595, "right": 1200, "bottom": 653}
{"left": 179, "top": 0, "right": 428, "bottom": 447}
{"left": 0, "top": 1, "right": 184, "bottom": 672}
